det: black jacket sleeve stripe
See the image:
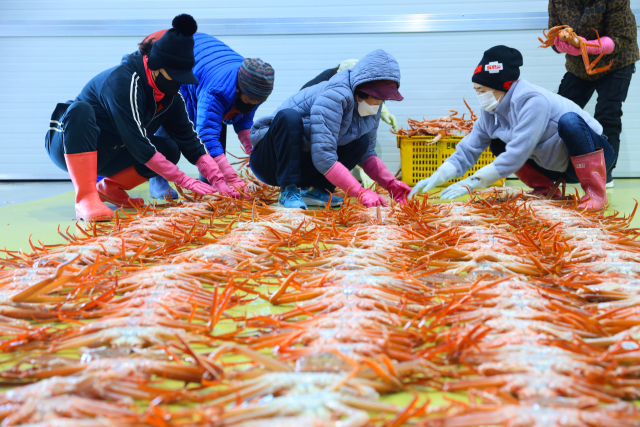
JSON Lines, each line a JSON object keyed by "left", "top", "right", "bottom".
{"left": 129, "top": 72, "right": 156, "bottom": 149}
{"left": 158, "top": 92, "right": 209, "bottom": 165}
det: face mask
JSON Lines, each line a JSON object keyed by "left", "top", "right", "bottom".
{"left": 235, "top": 93, "right": 256, "bottom": 114}
{"left": 477, "top": 90, "right": 502, "bottom": 112}
{"left": 358, "top": 100, "right": 380, "bottom": 117}
{"left": 154, "top": 73, "right": 182, "bottom": 101}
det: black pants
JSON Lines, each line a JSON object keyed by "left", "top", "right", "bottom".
{"left": 45, "top": 101, "right": 181, "bottom": 179}
{"left": 249, "top": 109, "right": 369, "bottom": 190}
{"left": 219, "top": 124, "right": 227, "bottom": 153}
{"left": 557, "top": 64, "right": 635, "bottom": 171}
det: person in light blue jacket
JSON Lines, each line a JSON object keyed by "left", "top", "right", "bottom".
{"left": 410, "top": 45, "right": 613, "bottom": 210}
{"left": 250, "top": 49, "right": 411, "bottom": 209}
{"left": 143, "top": 31, "right": 274, "bottom": 199}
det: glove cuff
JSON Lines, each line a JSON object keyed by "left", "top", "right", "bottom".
{"left": 238, "top": 129, "right": 253, "bottom": 154}
{"left": 361, "top": 156, "right": 395, "bottom": 188}
{"left": 325, "top": 162, "right": 364, "bottom": 197}
{"left": 196, "top": 154, "right": 224, "bottom": 184}
{"left": 145, "top": 151, "right": 182, "bottom": 182}
{"left": 440, "top": 162, "right": 460, "bottom": 183}
{"left": 213, "top": 154, "right": 239, "bottom": 180}
{"left": 471, "top": 163, "right": 502, "bottom": 188}
{"left": 586, "top": 36, "right": 614, "bottom": 55}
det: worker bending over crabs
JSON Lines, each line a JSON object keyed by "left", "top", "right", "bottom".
{"left": 410, "top": 45, "right": 614, "bottom": 210}
{"left": 142, "top": 30, "right": 275, "bottom": 201}
{"left": 249, "top": 49, "right": 411, "bottom": 209}
{"left": 45, "top": 15, "right": 228, "bottom": 221}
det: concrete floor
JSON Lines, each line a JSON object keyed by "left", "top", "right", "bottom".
{"left": 0, "top": 181, "right": 154, "bottom": 253}
{"left": 0, "top": 181, "right": 74, "bottom": 205}
{"left": 0, "top": 179, "right": 638, "bottom": 253}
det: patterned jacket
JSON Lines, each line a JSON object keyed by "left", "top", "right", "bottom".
{"left": 549, "top": 0, "right": 639, "bottom": 80}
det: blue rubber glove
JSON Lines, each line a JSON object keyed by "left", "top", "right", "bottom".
{"left": 440, "top": 163, "right": 502, "bottom": 200}
{"left": 408, "top": 162, "right": 459, "bottom": 199}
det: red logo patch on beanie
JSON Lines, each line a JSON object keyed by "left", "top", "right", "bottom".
{"left": 503, "top": 80, "right": 515, "bottom": 90}
{"left": 473, "top": 65, "right": 482, "bottom": 74}
{"left": 485, "top": 61, "right": 503, "bottom": 73}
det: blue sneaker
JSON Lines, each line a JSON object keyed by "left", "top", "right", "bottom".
{"left": 300, "top": 187, "right": 343, "bottom": 207}
{"left": 149, "top": 176, "right": 179, "bottom": 200}
{"left": 278, "top": 185, "right": 307, "bottom": 209}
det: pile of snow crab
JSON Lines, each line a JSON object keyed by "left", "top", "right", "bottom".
{"left": 391, "top": 100, "right": 477, "bottom": 142}
{"left": 1, "top": 176, "right": 640, "bottom": 426}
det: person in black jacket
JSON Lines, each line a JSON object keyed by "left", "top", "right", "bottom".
{"left": 45, "top": 14, "right": 238, "bottom": 221}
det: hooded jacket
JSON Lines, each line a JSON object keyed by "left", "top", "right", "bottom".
{"left": 250, "top": 49, "right": 401, "bottom": 174}
{"left": 445, "top": 79, "right": 602, "bottom": 178}
{"left": 180, "top": 33, "right": 259, "bottom": 157}
{"left": 74, "top": 50, "right": 207, "bottom": 165}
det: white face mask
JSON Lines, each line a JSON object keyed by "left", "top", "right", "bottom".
{"left": 358, "top": 100, "right": 380, "bottom": 117}
{"left": 477, "top": 90, "right": 502, "bottom": 112}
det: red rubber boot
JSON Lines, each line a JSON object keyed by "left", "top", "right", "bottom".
{"left": 514, "top": 162, "right": 561, "bottom": 198}
{"left": 571, "top": 148, "right": 608, "bottom": 210}
{"left": 97, "top": 166, "right": 147, "bottom": 208}
{"left": 64, "top": 152, "right": 113, "bottom": 221}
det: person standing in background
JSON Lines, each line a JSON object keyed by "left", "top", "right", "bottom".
{"left": 549, "top": 0, "right": 638, "bottom": 187}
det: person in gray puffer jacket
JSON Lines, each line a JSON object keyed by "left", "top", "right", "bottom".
{"left": 410, "top": 45, "right": 614, "bottom": 210}
{"left": 249, "top": 49, "right": 411, "bottom": 209}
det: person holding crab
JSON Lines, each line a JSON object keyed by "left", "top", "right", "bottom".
{"left": 547, "top": 0, "right": 638, "bottom": 187}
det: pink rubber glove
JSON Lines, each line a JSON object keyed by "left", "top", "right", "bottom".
{"left": 238, "top": 129, "right": 253, "bottom": 155}
{"left": 361, "top": 156, "right": 411, "bottom": 205}
{"left": 196, "top": 154, "right": 241, "bottom": 198}
{"left": 213, "top": 154, "right": 248, "bottom": 197}
{"left": 324, "top": 162, "right": 387, "bottom": 207}
{"left": 145, "top": 152, "right": 215, "bottom": 195}
{"left": 555, "top": 35, "right": 614, "bottom": 56}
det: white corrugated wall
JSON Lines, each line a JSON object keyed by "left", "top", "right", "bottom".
{"left": 1, "top": 0, "right": 639, "bottom": 179}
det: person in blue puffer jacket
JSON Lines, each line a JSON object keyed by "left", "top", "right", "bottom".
{"left": 250, "top": 49, "right": 411, "bottom": 209}
{"left": 143, "top": 31, "right": 274, "bottom": 200}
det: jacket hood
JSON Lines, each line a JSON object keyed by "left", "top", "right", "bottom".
{"left": 349, "top": 49, "right": 401, "bottom": 91}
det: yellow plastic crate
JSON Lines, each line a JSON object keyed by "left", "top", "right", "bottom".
{"left": 397, "top": 135, "right": 503, "bottom": 187}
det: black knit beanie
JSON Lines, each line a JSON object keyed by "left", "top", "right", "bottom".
{"left": 471, "top": 45, "right": 523, "bottom": 91}
{"left": 147, "top": 14, "right": 198, "bottom": 84}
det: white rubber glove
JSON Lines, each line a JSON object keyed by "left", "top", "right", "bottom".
{"left": 440, "top": 163, "right": 502, "bottom": 200}
{"left": 380, "top": 105, "right": 398, "bottom": 132}
{"left": 408, "top": 162, "right": 459, "bottom": 198}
